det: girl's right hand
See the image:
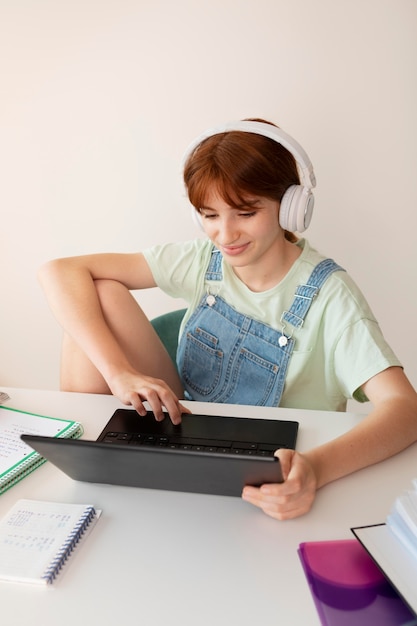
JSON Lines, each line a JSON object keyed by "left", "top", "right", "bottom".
{"left": 108, "top": 370, "right": 190, "bottom": 425}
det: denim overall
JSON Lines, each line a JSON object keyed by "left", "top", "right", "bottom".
{"left": 176, "top": 247, "right": 344, "bottom": 406}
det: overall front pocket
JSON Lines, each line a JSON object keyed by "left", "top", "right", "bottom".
{"left": 217, "top": 346, "right": 280, "bottom": 406}
{"left": 180, "top": 328, "right": 223, "bottom": 397}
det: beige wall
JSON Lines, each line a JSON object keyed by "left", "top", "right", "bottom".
{"left": 1, "top": 0, "right": 416, "bottom": 398}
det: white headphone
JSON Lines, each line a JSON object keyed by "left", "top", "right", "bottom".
{"left": 184, "top": 120, "right": 316, "bottom": 233}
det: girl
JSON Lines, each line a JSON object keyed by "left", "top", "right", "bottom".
{"left": 38, "top": 119, "right": 417, "bottom": 519}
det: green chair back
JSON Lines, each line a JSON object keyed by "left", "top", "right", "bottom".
{"left": 151, "top": 308, "right": 187, "bottom": 368}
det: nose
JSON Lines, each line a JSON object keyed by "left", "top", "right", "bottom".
{"left": 215, "top": 215, "right": 239, "bottom": 245}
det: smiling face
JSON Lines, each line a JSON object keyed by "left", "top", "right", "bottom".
{"left": 199, "top": 186, "right": 291, "bottom": 289}
{"left": 183, "top": 124, "right": 301, "bottom": 248}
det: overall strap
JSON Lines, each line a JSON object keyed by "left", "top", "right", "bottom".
{"left": 281, "top": 258, "right": 345, "bottom": 330}
{"left": 204, "top": 247, "right": 223, "bottom": 281}
{"left": 204, "top": 248, "right": 345, "bottom": 331}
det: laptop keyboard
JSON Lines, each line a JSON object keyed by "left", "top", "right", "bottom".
{"left": 101, "top": 432, "right": 284, "bottom": 457}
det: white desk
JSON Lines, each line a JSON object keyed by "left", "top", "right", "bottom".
{"left": 1, "top": 387, "right": 416, "bottom": 626}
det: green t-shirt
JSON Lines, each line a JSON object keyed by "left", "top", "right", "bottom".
{"left": 143, "top": 238, "right": 401, "bottom": 411}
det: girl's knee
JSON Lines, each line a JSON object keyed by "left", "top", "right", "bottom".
{"left": 94, "top": 278, "right": 127, "bottom": 301}
{"left": 94, "top": 279, "right": 137, "bottom": 319}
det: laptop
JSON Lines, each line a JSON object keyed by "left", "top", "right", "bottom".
{"left": 21, "top": 409, "right": 298, "bottom": 497}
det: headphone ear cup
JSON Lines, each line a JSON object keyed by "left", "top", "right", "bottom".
{"left": 279, "top": 185, "right": 314, "bottom": 233}
{"left": 191, "top": 207, "right": 205, "bottom": 231}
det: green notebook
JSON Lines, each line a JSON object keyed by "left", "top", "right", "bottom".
{"left": 0, "top": 406, "right": 83, "bottom": 495}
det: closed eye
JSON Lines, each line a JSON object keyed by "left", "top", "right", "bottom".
{"left": 201, "top": 211, "right": 256, "bottom": 220}
{"left": 238, "top": 211, "right": 257, "bottom": 218}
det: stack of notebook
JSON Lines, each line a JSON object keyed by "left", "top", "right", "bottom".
{"left": 352, "top": 478, "right": 417, "bottom": 617}
{"left": 299, "top": 479, "right": 417, "bottom": 625}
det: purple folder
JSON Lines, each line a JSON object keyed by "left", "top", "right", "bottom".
{"left": 298, "top": 539, "right": 415, "bottom": 626}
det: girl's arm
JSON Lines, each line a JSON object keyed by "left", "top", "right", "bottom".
{"left": 242, "top": 366, "right": 417, "bottom": 519}
{"left": 38, "top": 253, "right": 185, "bottom": 423}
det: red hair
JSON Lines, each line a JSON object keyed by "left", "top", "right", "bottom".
{"left": 183, "top": 119, "right": 300, "bottom": 242}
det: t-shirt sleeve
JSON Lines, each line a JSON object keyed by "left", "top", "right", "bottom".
{"left": 333, "top": 318, "right": 402, "bottom": 403}
{"left": 142, "top": 239, "right": 212, "bottom": 302}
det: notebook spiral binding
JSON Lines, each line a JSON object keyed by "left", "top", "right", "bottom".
{"left": 0, "top": 421, "right": 83, "bottom": 495}
{"left": 41, "top": 506, "right": 97, "bottom": 584}
{"left": 0, "top": 455, "right": 47, "bottom": 495}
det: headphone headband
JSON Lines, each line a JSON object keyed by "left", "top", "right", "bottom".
{"left": 183, "top": 120, "right": 316, "bottom": 189}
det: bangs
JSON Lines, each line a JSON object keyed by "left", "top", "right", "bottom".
{"left": 184, "top": 130, "right": 300, "bottom": 211}
{"left": 187, "top": 166, "right": 255, "bottom": 211}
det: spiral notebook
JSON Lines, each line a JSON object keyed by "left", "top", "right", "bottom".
{"left": 0, "top": 406, "right": 83, "bottom": 496}
{"left": 0, "top": 499, "right": 101, "bottom": 585}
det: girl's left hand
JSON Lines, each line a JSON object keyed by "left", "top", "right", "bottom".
{"left": 241, "top": 449, "right": 318, "bottom": 520}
